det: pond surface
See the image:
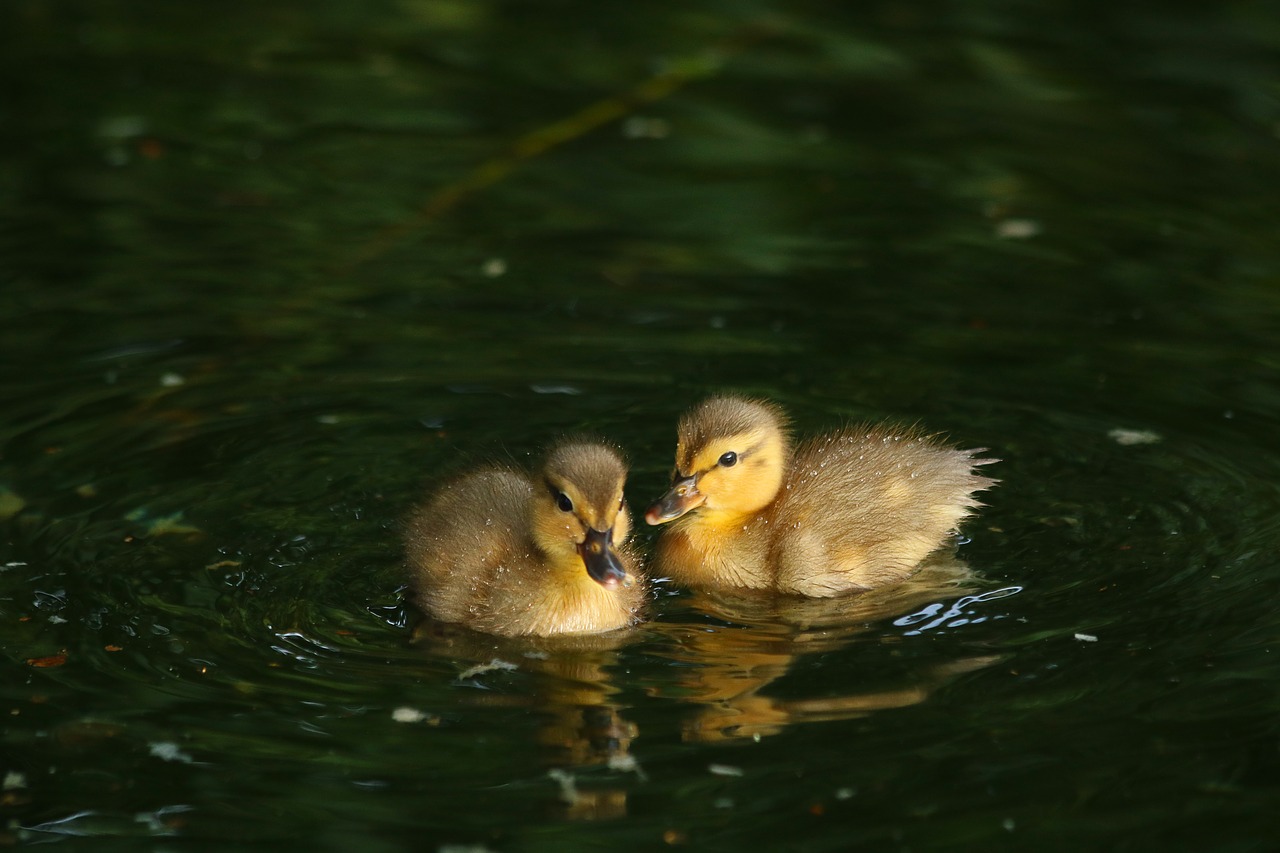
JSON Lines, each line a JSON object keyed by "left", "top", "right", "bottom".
{"left": 3, "top": 1, "right": 1280, "bottom": 850}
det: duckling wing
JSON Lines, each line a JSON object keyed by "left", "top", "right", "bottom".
{"left": 771, "top": 426, "right": 995, "bottom": 595}
{"left": 404, "top": 468, "right": 534, "bottom": 624}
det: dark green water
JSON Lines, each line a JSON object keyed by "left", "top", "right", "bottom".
{"left": 3, "top": 1, "right": 1280, "bottom": 850}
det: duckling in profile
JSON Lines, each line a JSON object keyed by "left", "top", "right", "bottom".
{"left": 405, "top": 441, "right": 645, "bottom": 637}
{"left": 645, "top": 396, "right": 996, "bottom": 596}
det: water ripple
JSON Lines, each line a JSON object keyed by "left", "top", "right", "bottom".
{"left": 893, "top": 586, "right": 1025, "bottom": 636}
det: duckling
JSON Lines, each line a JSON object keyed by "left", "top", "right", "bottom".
{"left": 645, "top": 396, "right": 996, "bottom": 596}
{"left": 405, "top": 441, "right": 645, "bottom": 637}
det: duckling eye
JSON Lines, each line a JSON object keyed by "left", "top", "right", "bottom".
{"left": 719, "top": 451, "right": 738, "bottom": 467}
{"left": 556, "top": 492, "right": 574, "bottom": 513}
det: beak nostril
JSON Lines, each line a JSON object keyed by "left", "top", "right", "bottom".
{"left": 580, "top": 527, "right": 625, "bottom": 588}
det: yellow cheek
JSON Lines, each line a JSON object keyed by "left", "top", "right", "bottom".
{"left": 697, "top": 470, "right": 724, "bottom": 497}
{"left": 697, "top": 468, "right": 739, "bottom": 507}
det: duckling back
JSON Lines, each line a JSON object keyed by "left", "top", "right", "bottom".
{"left": 771, "top": 425, "right": 995, "bottom": 596}
{"left": 404, "top": 467, "right": 533, "bottom": 630}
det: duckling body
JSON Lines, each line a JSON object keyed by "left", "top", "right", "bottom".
{"left": 405, "top": 441, "right": 645, "bottom": 637}
{"left": 646, "top": 397, "right": 995, "bottom": 596}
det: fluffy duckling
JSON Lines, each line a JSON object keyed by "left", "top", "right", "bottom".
{"left": 405, "top": 441, "right": 645, "bottom": 637}
{"left": 645, "top": 396, "right": 996, "bottom": 596}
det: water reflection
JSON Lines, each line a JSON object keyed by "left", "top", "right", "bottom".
{"left": 405, "top": 553, "right": 1021, "bottom": 813}
{"left": 410, "top": 619, "right": 640, "bottom": 820}
{"left": 649, "top": 555, "right": 1013, "bottom": 742}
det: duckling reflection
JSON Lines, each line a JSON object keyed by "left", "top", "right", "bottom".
{"left": 404, "top": 440, "right": 646, "bottom": 637}
{"left": 648, "top": 554, "right": 1006, "bottom": 742}
{"left": 647, "top": 396, "right": 997, "bottom": 595}
{"left": 412, "top": 618, "right": 642, "bottom": 820}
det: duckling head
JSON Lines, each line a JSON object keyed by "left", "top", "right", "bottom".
{"left": 646, "top": 396, "right": 791, "bottom": 525}
{"left": 531, "top": 441, "right": 634, "bottom": 589}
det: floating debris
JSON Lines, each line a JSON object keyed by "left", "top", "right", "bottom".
{"left": 622, "top": 116, "right": 671, "bottom": 139}
{"left": 529, "top": 384, "right": 582, "bottom": 396}
{"left": 1074, "top": 632, "right": 1099, "bottom": 643}
{"left": 159, "top": 372, "right": 185, "bottom": 388}
{"left": 548, "top": 768, "right": 579, "bottom": 806}
{"left": 994, "top": 218, "right": 1041, "bottom": 239}
{"left": 1108, "top": 428, "right": 1161, "bottom": 446}
{"left": 391, "top": 707, "right": 435, "bottom": 724}
{"left": 608, "top": 752, "right": 648, "bottom": 781}
{"left": 134, "top": 804, "right": 193, "bottom": 836}
{"left": 457, "top": 658, "right": 519, "bottom": 681}
{"left": 708, "top": 764, "right": 744, "bottom": 777}
{"left": 0, "top": 487, "right": 26, "bottom": 520}
{"left": 148, "top": 742, "right": 194, "bottom": 763}
{"left": 125, "top": 508, "right": 204, "bottom": 537}
{"left": 480, "top": 258, "right": 507, "bottom": 278}
{"left": 3, "top": 771, "right": 26, "bottom": 791}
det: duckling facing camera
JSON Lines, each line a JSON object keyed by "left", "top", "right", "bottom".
{"left": 646, "top": 396, "right": 996, "bottom": 596}
{"left": 405, "top": 441, "right": 645, "bottom": 637}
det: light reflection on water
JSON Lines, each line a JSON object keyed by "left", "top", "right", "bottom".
{"left": 894, "top": 585, "right": 1024, "bottom": 637}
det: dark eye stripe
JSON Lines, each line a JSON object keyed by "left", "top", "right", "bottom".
{"left": 689, "top": 438, "right": 765, "bottom": 477}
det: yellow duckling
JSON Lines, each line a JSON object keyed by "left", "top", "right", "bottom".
{"left": 645, "top": 396, "right": 996, "bottom": 596}
{"left": 405, "top": 441, "right": 645, "bottom": 637}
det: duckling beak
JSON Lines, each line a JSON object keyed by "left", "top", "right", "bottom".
{"left": 579, "top": 527, "right": 629, "bottom": 590}
{"left": 645, "top": 475, "right": 705, "bottom": 525}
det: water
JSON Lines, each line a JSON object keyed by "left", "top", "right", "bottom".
{"left": 3, "top": 1, "right": 1280, "bottom": 850}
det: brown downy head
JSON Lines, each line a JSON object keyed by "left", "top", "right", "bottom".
{"left": 530, "top": 441, "right": 633, "bottom": 588}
